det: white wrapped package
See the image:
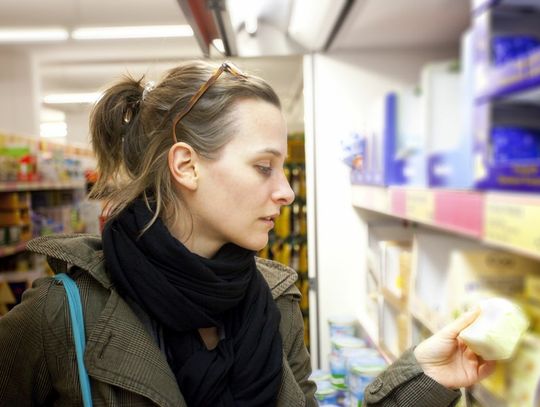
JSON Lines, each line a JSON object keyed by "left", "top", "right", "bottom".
{"left": 458, "top": 298, "right": 529, "bottom": 360}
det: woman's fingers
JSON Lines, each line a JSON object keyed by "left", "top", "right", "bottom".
{"left": 478, "top": 360, "right": 496, "bottom": 380}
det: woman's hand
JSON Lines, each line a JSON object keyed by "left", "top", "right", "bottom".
{"left": 413, "top": 309, "right": 496, "bottom": 389}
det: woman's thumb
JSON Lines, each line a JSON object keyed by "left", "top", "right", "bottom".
{"left": 440, "top": 308, "right": 480, "bottom": 338}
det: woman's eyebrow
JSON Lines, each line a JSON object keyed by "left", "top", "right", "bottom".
{"left": 256, "top": 148, "right": 283, "bottom": 158}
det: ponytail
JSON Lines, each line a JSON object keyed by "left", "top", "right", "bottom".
{"left": 89, "top": 76, "right": 144, "bottom": 198}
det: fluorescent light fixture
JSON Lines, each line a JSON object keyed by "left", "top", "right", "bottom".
{"left": 288, "top": 0, "right": 346, "bottom": 50}
{"left": 43, "top": 92, "right": 102, "bottom": 104}
{"left": 72, "top": 25, "right": 193, "bottom": 40}
{"left": 245, "top": 16, "right": 258, "bottom": 35}
{"left": 212, "top": 39, "right": 226, "bottom": 54}
{"left": 0, "top": 28, "right": 68, "bottom": 43}
{"left": 40, "top": 122, "right": 67, "bottom": 138}
{"left": 227, "top": 0, "right": 259, "bottom": 34}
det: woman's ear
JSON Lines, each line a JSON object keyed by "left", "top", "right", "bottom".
{"left": 168, "top": 142, "right": 199, "bottom": 191}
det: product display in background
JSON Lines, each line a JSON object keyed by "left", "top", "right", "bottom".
{"left": 258, "top": 133, "right": 310, "bottom": 347}
{"left": 472, "top": 1, "right": 540, "bottom": 192}
{"left": 473, "top": 3, "right": 540, "bottom": 100}
{"left": 348, "top": 1, "right": 540, "bottom": 193}
{"left": 0, "top": 187, "right": 90, "bottom": 316}
{"left": 445, "top": 249, "right": 540, "bottom": 319}
{"left": 0, "top": 132, "right": 95, "bottom": 184}
{"left": 0, "top": 132, "right": 98, "bottom": 316}
{"left": 474, "top": 101, "right": 540, "bottom": 191}
{"left": 358, "top": 217, "right": 540, "bottom": 405}
{"left": 313, "top": 317, "right": 388, "bottom": 407}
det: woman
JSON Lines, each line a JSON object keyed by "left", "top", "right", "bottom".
{"left": 0, "top": 60, "right": 492, "bottom": 406}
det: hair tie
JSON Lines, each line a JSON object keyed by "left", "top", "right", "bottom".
{"left": 142, "top": 81, "right": 155, "bottom": 101}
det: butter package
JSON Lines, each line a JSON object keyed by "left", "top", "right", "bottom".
{"left": 459, "top": 297, "right": 529, "bottom": 360}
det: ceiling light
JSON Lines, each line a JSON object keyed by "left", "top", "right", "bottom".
{"left": 0, "top": 28, "right": 68, "bottom": 43}
{"left": 244, "top": 16, "right": 258, "bottom": 36}
{"left": 212, "top": 39, "right": 226, "bottom": 54}
{"left": 40, "top": 122, "right": 67, "bottom": 139}
{"left": 43, "top": 92, "right": 102, "bottom": 104}
{"left": 71, "top": 25, "right": 193, "bottom": 40}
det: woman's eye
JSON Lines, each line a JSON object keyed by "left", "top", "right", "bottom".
{"left": 256, "top": 165, "right": 273, "bottom": 176}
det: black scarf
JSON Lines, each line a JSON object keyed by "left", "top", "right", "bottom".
{"left": 102, "top": 200, "right": 283, "bottom": 406}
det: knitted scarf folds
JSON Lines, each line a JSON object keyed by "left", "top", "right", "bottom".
{"left": 102, "top": 200, "right": 283, "bottom": 406}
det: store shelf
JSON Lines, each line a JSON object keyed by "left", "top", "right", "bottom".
{"left": 476, "top": 68, "right": 540, "bottom": 103}
{"left": 0, "top": 180, "right": 86, "bottom": 192}
{"left": 381, "top": 287, "right": 404, "bottom": 311}
{"left": 358, "top": 315, "right": 396, "bottom": 364}
{"left": 352, "top": 185, "right": 540, "bottom": 260}
{"left": 0, "top": 241, "right": 27, "bottom": 258}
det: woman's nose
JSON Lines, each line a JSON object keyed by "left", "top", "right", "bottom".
{"left": 273, "top": 173, "right": 295, "bottom": 205}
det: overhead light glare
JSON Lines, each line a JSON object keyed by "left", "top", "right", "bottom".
{"left": 43, "top": 92, "right": 102, "bottom": 104}
{"left": 72, "top": 25, "right": 193, "bottom": 40}
{"left": 40, "top": 122, "right": 67, "bottom": 138}
{"left": 212, "top": 39, "right": 225, "bottom": 54}
{"left": 0, "top": 28, "right": 68, "bottom": 43}
{"left": 245, "top": 16, "right": 258, "bottom": 35}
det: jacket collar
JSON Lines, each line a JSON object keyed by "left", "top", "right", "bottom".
{"left": 26, "top": 233, "right": 299, "bottom": 299}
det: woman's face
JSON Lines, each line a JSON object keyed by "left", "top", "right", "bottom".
{"left": 190, "top": 99, "right": 295, "bottom": 256}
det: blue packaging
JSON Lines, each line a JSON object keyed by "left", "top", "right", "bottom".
{"left": 491, "top": 126, "right": 540, "bottom": 164}
{"left": 350, "top": 93, "right": 407, "bottom": 186}
{"left": 474, "top": 102, "right": 540, "bottom": 191}
{"left": 492, "top": 35, "right": 540, "bottom": 66}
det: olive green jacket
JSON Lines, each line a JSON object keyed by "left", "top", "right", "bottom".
{"left": 0, "top": 234, "right": 317, "bottom": 406}
{"left": 364, "top": 349, "right": 462, "bottom": 406}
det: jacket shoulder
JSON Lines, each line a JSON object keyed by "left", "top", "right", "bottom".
{"left": 255, "top": 257, "right": 300, "bottom": 300}
{"left": 26, "top": 233, "right": 111, "bottom": 289}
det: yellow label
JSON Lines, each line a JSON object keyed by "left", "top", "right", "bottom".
{"left": 485, "top": 196, "right": 540, "bottom": 257}
{"left": 406, "top": 190, "right": 434, "bottom": 223}
{"left": 371, "top": 187, "right": 389, "bottom": 213}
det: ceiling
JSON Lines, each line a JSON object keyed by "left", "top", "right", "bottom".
{"left": 0, "top": 0, "right": 471, "bottom": 139}
{"left": 332, "top": 0, "right": 470, "bottom": 50}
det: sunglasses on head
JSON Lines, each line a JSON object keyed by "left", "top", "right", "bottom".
{"left": 171, "top": 61, "right": 247, "bottom": 143}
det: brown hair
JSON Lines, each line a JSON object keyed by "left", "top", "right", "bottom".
{"left": 89, "top": 60, "right": 281, "bottom": 231}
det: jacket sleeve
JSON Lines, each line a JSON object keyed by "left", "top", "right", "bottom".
{"left": 281, "top": 295, "right": 318, "bottom": 407}
{"left": 364, "top": 349, "right": 462, "bottom": 407}
{"left": 0, "top": 277, "right": 54, "bottom": 404}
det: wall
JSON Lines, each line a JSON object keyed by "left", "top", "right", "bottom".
{"left": 65, "top": 108, "right": 92, "bottom": 146}
{"left": 0, "top": 50, "right": 40, "bottom": 137}
{"left": 304, "top": 47, "right": 457, "bottom": 369}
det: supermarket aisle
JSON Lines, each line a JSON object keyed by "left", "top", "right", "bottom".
{"left": 2, "top": 0, "right": 540, "bottom": 406}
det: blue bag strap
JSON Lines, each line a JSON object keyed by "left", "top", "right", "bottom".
{"left": 54, "top": 273, "right": 93, "bottom": 407}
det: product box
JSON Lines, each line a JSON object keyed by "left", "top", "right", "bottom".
{"left": 350, "top": 94, "right": 407, "bottom": 186}
{"left": 411, "top": 233, "right": 484, "bottom": 329}
{"left": 445, "top": 249, "right": 540, "bottom": 317}
{"left": 379, "top": 241, "right": 412, "bottom": 301}
{"left": 423, "top": 57, "right": 471, "bottom": 188}
{"left": 473, "top": 101, "right": 540, "bottom": 191}
{"left": 473, "top": 0, "right": 540, "bottom": 15}
{"left": 473, "top": 4, "right": 540, "bottom": 100}
{"left": 395, "top": 88, "right": 426, "bottom": 186}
